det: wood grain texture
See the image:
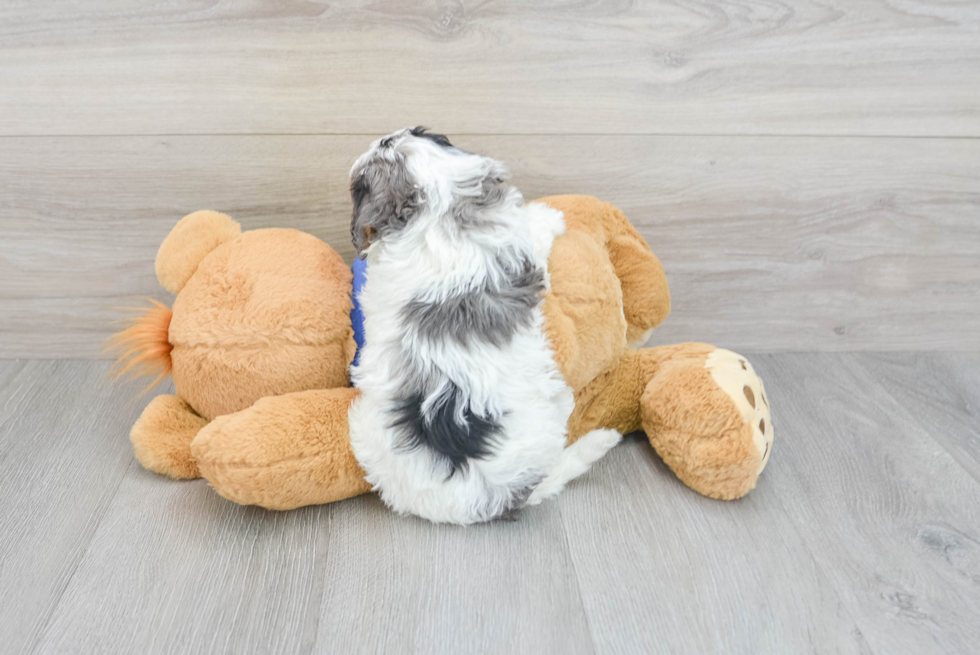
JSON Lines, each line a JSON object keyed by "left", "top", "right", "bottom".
{"left": 557, "top": 434, "right": 870, "bottom": 655}
{"left": 314, "top": 494, "right": 594, "bottom": 654}
{"left": 3, "top": 356, "right": 980, "bottom": 654}
{"left": 1, "top": 135, "right": 977, "bottom": 357}
{"left": 35, "top": 477, "right": 334, "bottom": 655}
{"left": 750, "top": 353, "right": 980, "bottom": 655}
{"left": 35, "top": 467, "right": 594, "bottom": 654}
{"left": 0, "top": 361, "right": 143, "bottom": 655}
{"left": 850, "top": 352, "right": 980, "bottom": 487}
{"left": 1, "top": 1, "right": 978, "bottom": 136}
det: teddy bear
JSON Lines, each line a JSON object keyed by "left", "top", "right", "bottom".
{"left": 112, "top": 196, "right": 773, "bottom": 510}
{"left": 109, "top": 210, "right": 361, "bottom": 488}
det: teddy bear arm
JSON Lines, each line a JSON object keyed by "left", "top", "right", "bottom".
{"left": 130, "top": 395, "right": 209, "bottom": 480}
{"left": 535, "top": 195, "right": 670, "bottom": 346}
{"left": 591, "top": 201, "right": 671, "bottom": 345}
{"left": 191, "top": 387, "right": 371, "bottom": 510}
{"left": 607, "top": 232, "right": 671, "bottom": 346}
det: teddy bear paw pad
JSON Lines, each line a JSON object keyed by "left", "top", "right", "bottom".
{"left": 704, "top": 349, "right": 773, "bottom": 474}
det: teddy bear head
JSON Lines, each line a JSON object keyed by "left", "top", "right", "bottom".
{"left": 113, "top": 211, "right": 357, "bottom": 420}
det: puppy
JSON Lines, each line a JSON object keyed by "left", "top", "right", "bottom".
{"left": 347, "top": 127, "right": 621, "bottom": 524}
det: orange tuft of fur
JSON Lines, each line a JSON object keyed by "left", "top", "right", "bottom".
{"left": 106, "top": 299, "right": 174, "bottom": 391}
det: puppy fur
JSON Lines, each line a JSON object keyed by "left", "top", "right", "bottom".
{"left": 347, "top": 127, "right": 619, "bottom": 524}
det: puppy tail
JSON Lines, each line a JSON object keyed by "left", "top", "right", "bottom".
{"left": 526, "top": 428, "right": 622, "bottom": 506}
{"left": 105, "top": 299, "right": 174, "bottom": 393}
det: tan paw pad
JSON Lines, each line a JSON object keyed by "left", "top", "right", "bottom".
{"left": 704, "top": 349, "right": 773, "bottom": 475}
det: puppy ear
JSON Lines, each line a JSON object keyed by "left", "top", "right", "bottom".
{"left": 350, "top": 160, "right": 423, "bottom": 254}
{"left": 451, "top": 158, "right": 514, "bottom": 225}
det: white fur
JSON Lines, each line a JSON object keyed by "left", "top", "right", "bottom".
{"left": 526, "top": 428, "right": 623, "bottom": 505}
{"left": 347, "top": 129, "right": 614, "bottom": 524}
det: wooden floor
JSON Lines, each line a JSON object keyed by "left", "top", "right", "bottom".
{"left": 1, "top": 353, "right": 978, "bottom": 655}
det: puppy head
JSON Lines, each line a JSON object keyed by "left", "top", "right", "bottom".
{"left": 349, "top": 126, "right": 515, "bottom": 255}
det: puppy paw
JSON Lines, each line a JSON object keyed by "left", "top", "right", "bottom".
{"left": 574, "top": 427, "right": 624, "bottom": 464}
{"left": 527, "top": 429, "right": 622, "bottom": 506}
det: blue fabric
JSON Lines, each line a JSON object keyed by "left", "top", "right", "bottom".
{"left": 350, "top": 257, "right": 368, "bottom": 371}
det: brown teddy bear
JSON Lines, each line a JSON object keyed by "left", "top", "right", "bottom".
{"left": 112, "top": 196, "right": 772, "bottom": 510}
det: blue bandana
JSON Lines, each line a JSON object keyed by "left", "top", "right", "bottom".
{"left": 350, "top": 257, "right": 368, "bottom": 370}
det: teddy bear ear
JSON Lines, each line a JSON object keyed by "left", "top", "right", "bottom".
{"left": 155, "top": 210, "right": 241, "bottom": 294}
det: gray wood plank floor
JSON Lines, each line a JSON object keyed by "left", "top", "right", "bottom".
{"left": 2, "top": 354, "right": 978, "bottom": 655}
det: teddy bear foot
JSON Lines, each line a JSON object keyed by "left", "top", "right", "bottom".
{"left": 192, "top": 388, "right": 371, "bottom": 510}
{"left": 130, "top": 395, "right": 209, "bottom": 479}
{"left": 640, "top": 345, "right": 773, "bottom": 500}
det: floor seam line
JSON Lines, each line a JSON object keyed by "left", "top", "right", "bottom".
{"left": 848, "top": 354, "right": 980, "bottom": 489}
{"left": 753, "top": 354, "right": 889, "bottom": 655}
{"left": 556, "top": 501, "right": 601, "bottom": 655}
{"left": 28, "top": 458, "right": 138, "bottom": 655}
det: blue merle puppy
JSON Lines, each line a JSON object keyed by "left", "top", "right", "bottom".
{"left": 346, "top": 127, "right": 622, "bottom": 524}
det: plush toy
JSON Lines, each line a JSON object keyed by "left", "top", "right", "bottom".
{"left": 110, "top": 210, "right": 362, "bottom": 492}
{"left": 113, "top": 196, "right": 772, "bottom": 510}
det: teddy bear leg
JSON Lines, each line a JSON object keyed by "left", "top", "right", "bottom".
{"left": 191, "top": 388, "right": 371, "bottom": 510}
{"left": 637, "top": 344, "right": 773, "bottom": 500}
{"left": 130, "top": 395, "right": 209, "bottom": 479}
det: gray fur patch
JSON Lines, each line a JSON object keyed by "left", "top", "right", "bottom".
{"left": 350, "top": 128, "right": 516, "bottom": 253}
{"left": 350, "top": 153, "right": 422, "bottom": 254}
{"left": 451, "top": 170, "right": 515, "bottom": 228}
{"left": 401, "top": 256, "right": 545, "bottom": 347}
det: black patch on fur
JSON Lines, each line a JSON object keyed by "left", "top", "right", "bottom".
{"left": 410, "top": 125, "right": 453, "bottom": 148}
{"left": 350, "top": 175, "right": 371, "bottom": 220}
{"left": 402, "top": 256, "right": 545, "bottom": 347}
{"left": 391, "top": 381, "right": 500, "bottom": 474}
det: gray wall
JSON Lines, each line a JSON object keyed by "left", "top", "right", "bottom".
{"left": 2, "top": 2, "right": 978, "bottom": 357}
